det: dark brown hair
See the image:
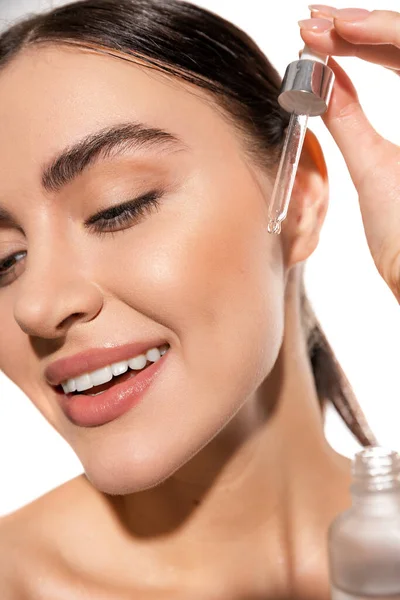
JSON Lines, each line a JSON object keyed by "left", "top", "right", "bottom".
{"left": 0, "top": 0, "right": 376, "bottom": 446}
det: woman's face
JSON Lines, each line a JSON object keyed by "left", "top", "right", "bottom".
{"left": 0, "top": 44, "right": 291, "bottom": 494}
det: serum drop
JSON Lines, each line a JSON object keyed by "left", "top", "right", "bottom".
{"left": 328, "top": 446, "right": 400, "bottom": 599}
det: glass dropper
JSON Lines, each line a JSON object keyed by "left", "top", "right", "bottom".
{"left": 267, "top": 45, "right": 335, "bottom": 235}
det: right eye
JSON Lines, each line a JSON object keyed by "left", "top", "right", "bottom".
{"left": 0, "top": 251, "right": 26, "bottom": 288}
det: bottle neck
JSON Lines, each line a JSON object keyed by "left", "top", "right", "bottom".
{"left": 350, "top": 446, "right": 400, "bottom": 514}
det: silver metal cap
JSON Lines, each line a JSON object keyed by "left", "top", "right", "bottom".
{"left": 278, "top": 59, "right": 335, "bottom": 116}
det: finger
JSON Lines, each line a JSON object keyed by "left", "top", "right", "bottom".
{"left": 298, "top": 19, "right": 400, "bottom": 71}
{"left": 308, "top": 6, "right": 400, "bottom": 47}
{"left": 333, "top": 9, "right": 400, "bottom": 49}
{"left": 320, "top": 56, "right": 385, "bottom": 190}
{"left": 321, "top": 56, "right": 400, "bottom": 294}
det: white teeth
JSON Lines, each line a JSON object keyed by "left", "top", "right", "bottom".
{"left": 60, "top": 344, "right": 169, "bottom": 395}
{"left": 75, "top": 373, "right": 93, "bottom": 393}
{"left": 90, "top": 366, "right": 113, "bottom": 387}
{"left": 62, "top": 381, "right": 72, "bottom": 394}
{"left": 67, "top": 379, "right": 77, "bottom": 393}
{"left": 146, "top": 347, "right": 161, "bottom": 362}
{"left": 128, "top": 354, "right": 147, "bottom": 370}
{"left": 111, "top": 361, "right": 128, "bottom": 377}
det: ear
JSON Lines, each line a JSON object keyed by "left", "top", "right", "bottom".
{"left": 280, "top": 128, "right": 329, "bottom": 268}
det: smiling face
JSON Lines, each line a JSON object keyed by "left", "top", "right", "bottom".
{"left": 0, "top": 44, "right": 290, "bottom": 494}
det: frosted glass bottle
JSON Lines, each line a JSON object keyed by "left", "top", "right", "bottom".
{"left": 328, "top": 446, "right": 400, "bottom": 599}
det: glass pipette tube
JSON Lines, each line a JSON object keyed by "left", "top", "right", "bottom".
{"left": 267, "top": 42, "right": 335, "bottom": 235}
{"left": 267, "top": 112, "right": 309, "bottom": 235}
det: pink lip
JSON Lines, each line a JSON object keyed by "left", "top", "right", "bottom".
{"left": 44, "top": 339, "right": 168, "bottom": 386}
{"left": 56, "top": 349, "right": 169, "bottom": 427}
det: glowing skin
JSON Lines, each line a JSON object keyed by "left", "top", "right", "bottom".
{"left": 0, "top": 45, "right": 352, "bottom": 597}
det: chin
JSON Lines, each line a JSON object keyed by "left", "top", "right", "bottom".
{"left": 84, "top": 467, "right": 172, "bottom": 495}
{"left": 77, "top": 430, "right": 203, "bottom": 495}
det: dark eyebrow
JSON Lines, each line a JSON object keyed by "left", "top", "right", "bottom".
{"left": 41, "top": 121, "right": 187, "bottom": 194}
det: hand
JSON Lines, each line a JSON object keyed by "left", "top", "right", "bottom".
{"left": 297, "top": 6, "right": 400, "bottom": 302}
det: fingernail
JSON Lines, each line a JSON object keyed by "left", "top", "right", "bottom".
{"left": 308, "top": 4, "right": 337, "bottom": 18}
{"left": 298, "top": 17, "right": 334, "bottom": 33}
{"left": 333, "top": 8, "right": 371, "bottom": 21}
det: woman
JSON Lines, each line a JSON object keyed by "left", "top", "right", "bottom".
{"left": 0, "top": 1, "right": 398, "bottom": 597}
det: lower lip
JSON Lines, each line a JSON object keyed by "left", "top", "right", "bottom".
{"left": 56, "top": 351, "right": 169, "bottom": 427}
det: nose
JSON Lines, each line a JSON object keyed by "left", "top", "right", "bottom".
{"left": 13, "top": 247, "right": 104, "bottom": 339}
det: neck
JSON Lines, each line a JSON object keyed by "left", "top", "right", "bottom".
{"left": 104, "top": 271, "right": 352, "bottom": 597}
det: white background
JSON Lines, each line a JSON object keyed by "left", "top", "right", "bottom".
{"left": 0, "top": 0, "right": 399, "bottom": 517}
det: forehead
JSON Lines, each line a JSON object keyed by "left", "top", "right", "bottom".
{"left": 0, "top": 44, "right": 229, "bottom": 193}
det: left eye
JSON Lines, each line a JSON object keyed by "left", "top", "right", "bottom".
{"left": 85, "top": 190, "right": 163, "bottom": 235}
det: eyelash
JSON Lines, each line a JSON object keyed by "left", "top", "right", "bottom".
{"left": 0, "top": 251, "right": 26, "bottom": 287}
{"left": 85, "top": 189, "right": 163, "bottom": 236}
{"left": 0, "top": 189, "right": 163, "bottom": 286}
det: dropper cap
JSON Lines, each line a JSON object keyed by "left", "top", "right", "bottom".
{"left": 278, "top": 45, "right": 335, "bottom": 116}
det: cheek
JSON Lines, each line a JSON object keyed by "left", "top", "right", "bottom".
{"left": 0, "top": 313, "right": 52, "bottom": 422}
{"left": 0, "top": 308, "right": 30, "bottom": 388}
{"left": 99, "top": 166, "right": 285, "bottom": 403}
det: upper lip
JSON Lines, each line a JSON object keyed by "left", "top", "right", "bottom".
{"left": 45, "top": 339, "right": 168, "bottom": 387}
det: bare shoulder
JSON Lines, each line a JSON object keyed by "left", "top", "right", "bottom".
{"left": 0, "top": 475, "right": 174, "bottom": 599}
{"left": 0, "top": 474, "right": 102, "bottom": 599}
{"left": 0, "top": 473, "right": 94, "bottom": 544}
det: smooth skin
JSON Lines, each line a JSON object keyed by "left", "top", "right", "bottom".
{"left": 0, "top": 5, "right": 398, "bottom": 600}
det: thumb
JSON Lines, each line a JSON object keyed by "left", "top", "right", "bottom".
{"left": 321, "top": 56, "right": 384, "bottom": 190}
